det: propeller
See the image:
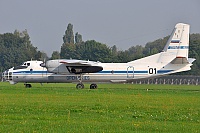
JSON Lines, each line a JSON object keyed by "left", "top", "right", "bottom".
{"left": 40, "top": 57, "right": 48, "bottom": 67}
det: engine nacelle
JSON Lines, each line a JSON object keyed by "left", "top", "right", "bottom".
{"left": 45, "top": 60, "right": 69, "bottom": 74}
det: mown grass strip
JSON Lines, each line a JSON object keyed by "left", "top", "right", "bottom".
{"left": 0, "top": 82, "right": 199, "bottom": 132}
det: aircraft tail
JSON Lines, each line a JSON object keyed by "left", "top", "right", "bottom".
{"left": 163, "top": 23, "right": 190, "bottom": 62}
{"left": 129, "top": 23, "right": 194, "bottom": 66}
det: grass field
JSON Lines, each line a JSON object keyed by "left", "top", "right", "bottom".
{"left": 0, "top": 82, "right": 199, "bottom": 133}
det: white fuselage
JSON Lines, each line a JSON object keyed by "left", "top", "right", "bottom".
{"left": 3, "top": 56, "right": 192, "bottom": 84}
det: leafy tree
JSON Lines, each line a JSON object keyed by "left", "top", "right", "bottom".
{"left": 127, "top": 45, "right": 144, "bottom": 60}
{"left": 75, "top": 32, "right": 83, "bottom": 44}
{"left": 111, "top": 45, "right": 117, "bottom": 56}
{"left": 184, "top": 34, "right": 200, "bottom": 75}
{"left": 144, "top": 36, "right": 169, "bottom": 56}
{"left": 116, "top": 50, "right": 130, "bottom": 63}
{"left": 61, "top": 40, "right": 112, "bottom": 62}
{"left": 63, "top": 23, "right": 74, "bottom": 44}
{"left": 81, "top": 40, "right": 111, "bottom": 62}
{"left": 51, "top": 51, "right": 60, "bottom": 59}
{"left": 110, "top": 45, "right": 118, "bottom": 62}
{"left": 0, "top": 30, "right": 45, "bottom": 71}
{"left": 60, "top": 43, "right": 76, "bottom": 59}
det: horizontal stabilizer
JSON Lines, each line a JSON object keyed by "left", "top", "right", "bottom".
{"left": 188, "top": 58, "right": 196, "bottom": 64}
{"left": 170, "top": 57, "right": 189, "bottom": 64}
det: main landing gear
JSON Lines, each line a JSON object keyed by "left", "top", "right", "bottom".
{"left": 76, "top": 83, "right": 98, "bottom": 89}
{"left": 76, "top": 74, "right": 97, "bottom": 89}
{"left": 90, "top": 83, "right": 97, "bottom": 89}
{"left": 76, "top": 83, "right": 84, "bottom": 89}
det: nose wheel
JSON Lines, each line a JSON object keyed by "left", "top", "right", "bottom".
{"left": 24, "top": 83, "right": 32, "bottom": 88}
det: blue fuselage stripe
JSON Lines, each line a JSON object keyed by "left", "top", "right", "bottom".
{"left": 171, "top": 40, "right": 180, "bottom": 43}
{"left": 168, "top": 46, "right": 188, "bottom": 49}
{"left": 157, "top": 70, "right": 173, "bottom": 73}
{"left": 98, "top": 71, "right": 148, "bottom": 74}
{"left": 13, "top": 70, "right": 173, "bottom": 74}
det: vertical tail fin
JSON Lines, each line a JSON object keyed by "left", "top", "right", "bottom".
{"left": 163, "top": 23, "right": 190, "bottom": 59}
{"left": 129, "top": 23, "right": 191, "bottom": 65}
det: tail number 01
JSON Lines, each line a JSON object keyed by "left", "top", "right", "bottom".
{"left": 149, "top": 68, "right": 157, "bottom": 74}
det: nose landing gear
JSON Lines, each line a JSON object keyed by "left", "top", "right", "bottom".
{"left": 24, "top": 83, "right": 32, "bottom": 88}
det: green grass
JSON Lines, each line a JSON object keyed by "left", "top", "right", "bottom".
{"left": 0, "top": 82, "right": 199, "bottom": 132}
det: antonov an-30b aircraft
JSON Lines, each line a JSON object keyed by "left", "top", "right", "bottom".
{"left": 2, "top": 23, "right": 195, "bottom": 89}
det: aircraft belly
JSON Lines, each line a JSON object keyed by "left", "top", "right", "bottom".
{"left": 87, "top": 74, "right": 128, "bottom": 83}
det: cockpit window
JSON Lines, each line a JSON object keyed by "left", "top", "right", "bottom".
{"left": 14, "top": 66, "right": 28, "bottom": 70}
{"left": 22, "top": 62, "right": 30, "bottom": 66}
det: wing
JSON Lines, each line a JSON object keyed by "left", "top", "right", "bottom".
{"left": 60, "top": 60, "right": 94, "bottom": 66}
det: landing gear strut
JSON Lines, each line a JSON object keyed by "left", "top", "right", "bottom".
{"left": 24, "top": 83, "right": 32, "bottom": 88}
{"left": 76, "top": 74, "right": 84, "bottom": 89}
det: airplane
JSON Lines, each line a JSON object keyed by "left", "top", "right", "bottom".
{"left": 2, "top": 23, "right": 195, "bottom": 89}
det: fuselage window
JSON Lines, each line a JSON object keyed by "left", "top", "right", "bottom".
{"left": 111, "top": 70, "right": 114, "bottom": 74}
{"left": 27, "top": 63, "right": 30, "bottom": 66}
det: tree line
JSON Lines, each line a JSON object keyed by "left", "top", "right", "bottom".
{"left": 0, "top": 23, "right": 200, "bottom": 75}
{"left": 0, "top": 30, "right": 47, "bottom": 72}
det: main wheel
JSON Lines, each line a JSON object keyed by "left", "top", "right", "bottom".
{"left": 76, "top": 83, "right": 84, "bottom": 89}
{"left": 90, "top": 83, "right": 97, "bottom": 89}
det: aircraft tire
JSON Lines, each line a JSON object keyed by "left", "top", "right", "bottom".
{"left": 90, "top": 84, "right": 97, "bottom": 89}
{"left": 76, "top": 83, "right": 84, "bottom": 89}
{"left": 25, "top": 84, "right": 32, "bottom": 88}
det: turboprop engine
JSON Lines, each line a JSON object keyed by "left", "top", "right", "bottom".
{"left": 40, "top": 59, "right": 103, "bottom": 74}
{"left": 40, "top": 60, "right": 69, "bottom": 74}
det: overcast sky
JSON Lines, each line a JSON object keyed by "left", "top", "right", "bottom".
{"left": 0, "top": 0, "right": 200, "bottom": 56}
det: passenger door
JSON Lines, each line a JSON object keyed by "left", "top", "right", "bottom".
{"left": 127, "top": 66, "right": 134, "bottom": 78}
